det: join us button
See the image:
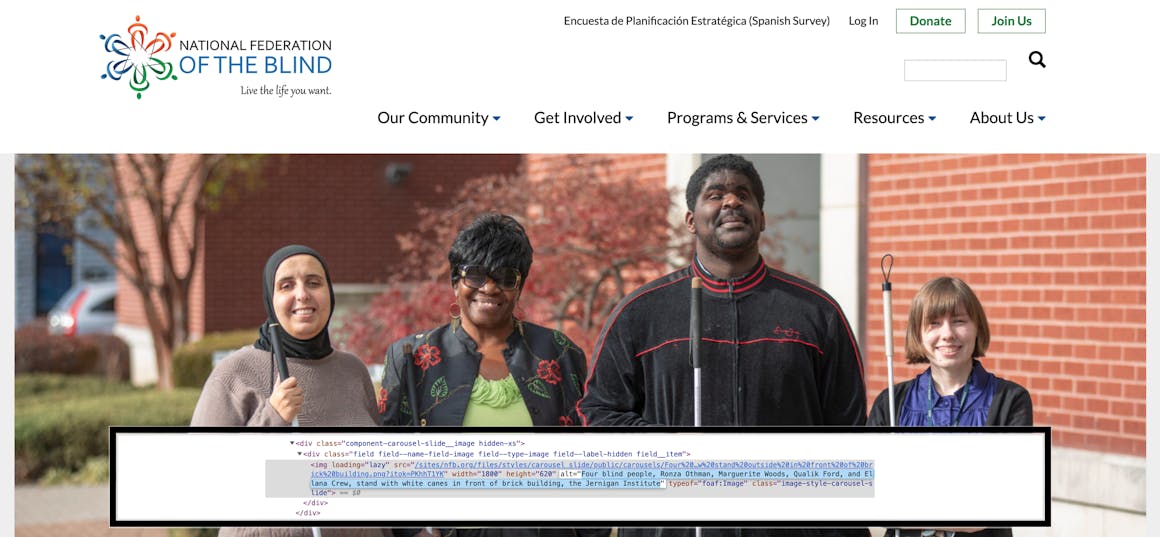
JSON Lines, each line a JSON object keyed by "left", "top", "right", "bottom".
{"left": 978, "top": 9, "right": 1046, "bottom": 33}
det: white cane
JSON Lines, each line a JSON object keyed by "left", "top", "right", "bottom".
{"left": 881, "top": 254, "right": 897, "bottom": 427}
{"left": 689, "top": 277, "right": 703, "bottom": 537}
{"left": 270, "top": 323, "right": 323, "bottom": 537}
{"left": 880, "top": 256, "right": 900, "bottom": 537}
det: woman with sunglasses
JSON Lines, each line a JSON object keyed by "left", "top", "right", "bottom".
{"left": 379, "top": 213, "right": 589, "bottom": 429}
{"left": 378, "top": 214, "right": 603, "bottom": 537}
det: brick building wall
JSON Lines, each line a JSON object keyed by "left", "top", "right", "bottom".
{"left": 863, "top": 154, "right": 1146, "bottom": 457}
{"left": 200, "top": 154, "right": 522, "bottom": 333}
{"left": 524, "top": 154, "right": 668, "bottom": 186}
{"left": 118, "top": 154, "right": 674, "bottom": 336}
{"left": 114, "top": 154, "right": 205, "bottom": 337}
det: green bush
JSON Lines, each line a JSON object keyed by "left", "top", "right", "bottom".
{"left": 173, "top": 329, "right": 255, "bottom": 388}
{"left": 39, "top": 456, "right": 109, "bottom": 485}
{"left": 15, "top": 372, "right": 137, "bottom": 399}
{"left": 14, "top": 374, "right": 200, "bottom": 483}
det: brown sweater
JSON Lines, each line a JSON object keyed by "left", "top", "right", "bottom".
{"left": 191, "top": 345, "right": 387, "bottom": 537}
{"left": 191, "top": 345, "right": 379, "bottom": 427}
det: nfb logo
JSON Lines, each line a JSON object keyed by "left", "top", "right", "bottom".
{"left": 100, "top": 15, "right": 177, "bottom": 99}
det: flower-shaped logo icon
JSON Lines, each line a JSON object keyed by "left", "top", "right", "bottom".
{"left": 100, "top": 16, "right": 177, "bottom": 99}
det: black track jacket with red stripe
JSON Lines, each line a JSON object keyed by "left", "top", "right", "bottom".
{"left": 578, "top": 258, "right": 867, "bottom": 427}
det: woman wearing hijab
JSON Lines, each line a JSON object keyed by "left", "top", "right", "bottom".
{"left": 192, "top": 244, "right": 378, "bottom": 427}
{"left": 868, "top": 276, "right": 1033, "bottom": 537}
{"left": 191, "top": 245, "right": 384, "bottom": 537}
{"left": 379, "top": 214, "right": 604, "bottom": 537}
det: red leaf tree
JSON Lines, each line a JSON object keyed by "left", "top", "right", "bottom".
{"left": 337, "top": 156, "right": 688, "bottom": 363}
{"left": 337, "top": 155, "right": 786, "bottom": 365}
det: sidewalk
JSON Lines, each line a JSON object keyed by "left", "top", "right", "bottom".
{"left": 16, "top": 520, "right": 169, "bottom": 537}
{"left": 14, "top": 484, "right": 169, "bottom": 537}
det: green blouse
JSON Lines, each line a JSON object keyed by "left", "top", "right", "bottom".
{"left": 461, "top": 374, "right": 533, "bottom": 426}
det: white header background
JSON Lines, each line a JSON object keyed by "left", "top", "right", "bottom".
{"left": 0, "top": 1, "right": 1157, "bottom": 153}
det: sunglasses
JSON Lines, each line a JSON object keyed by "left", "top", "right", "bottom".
{"left": 457, "top": 265, "right": 522, "bottom": 291}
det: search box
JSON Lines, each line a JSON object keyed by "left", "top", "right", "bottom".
{"left": 904, "top": 59, "right": 1006, "bottom": 82}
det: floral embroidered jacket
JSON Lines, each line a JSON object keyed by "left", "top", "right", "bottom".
{"left": 379, "top": 321, "right": 588, "bottom": 426}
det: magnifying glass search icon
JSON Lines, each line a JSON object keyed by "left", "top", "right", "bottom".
{"left": 1029, "top": 51, "right": 1046, "bottom": 68}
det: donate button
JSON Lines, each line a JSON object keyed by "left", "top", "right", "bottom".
{"left": 896, "top": 9, "right": 967, "bottom": 34}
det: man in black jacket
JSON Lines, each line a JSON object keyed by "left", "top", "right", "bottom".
{"left": 578, "top": 154, "right": 869, "bottom": 537}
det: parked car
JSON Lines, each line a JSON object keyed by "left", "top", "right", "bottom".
{"left": 47, "top": 280, "right": 118, "bottom": 336}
